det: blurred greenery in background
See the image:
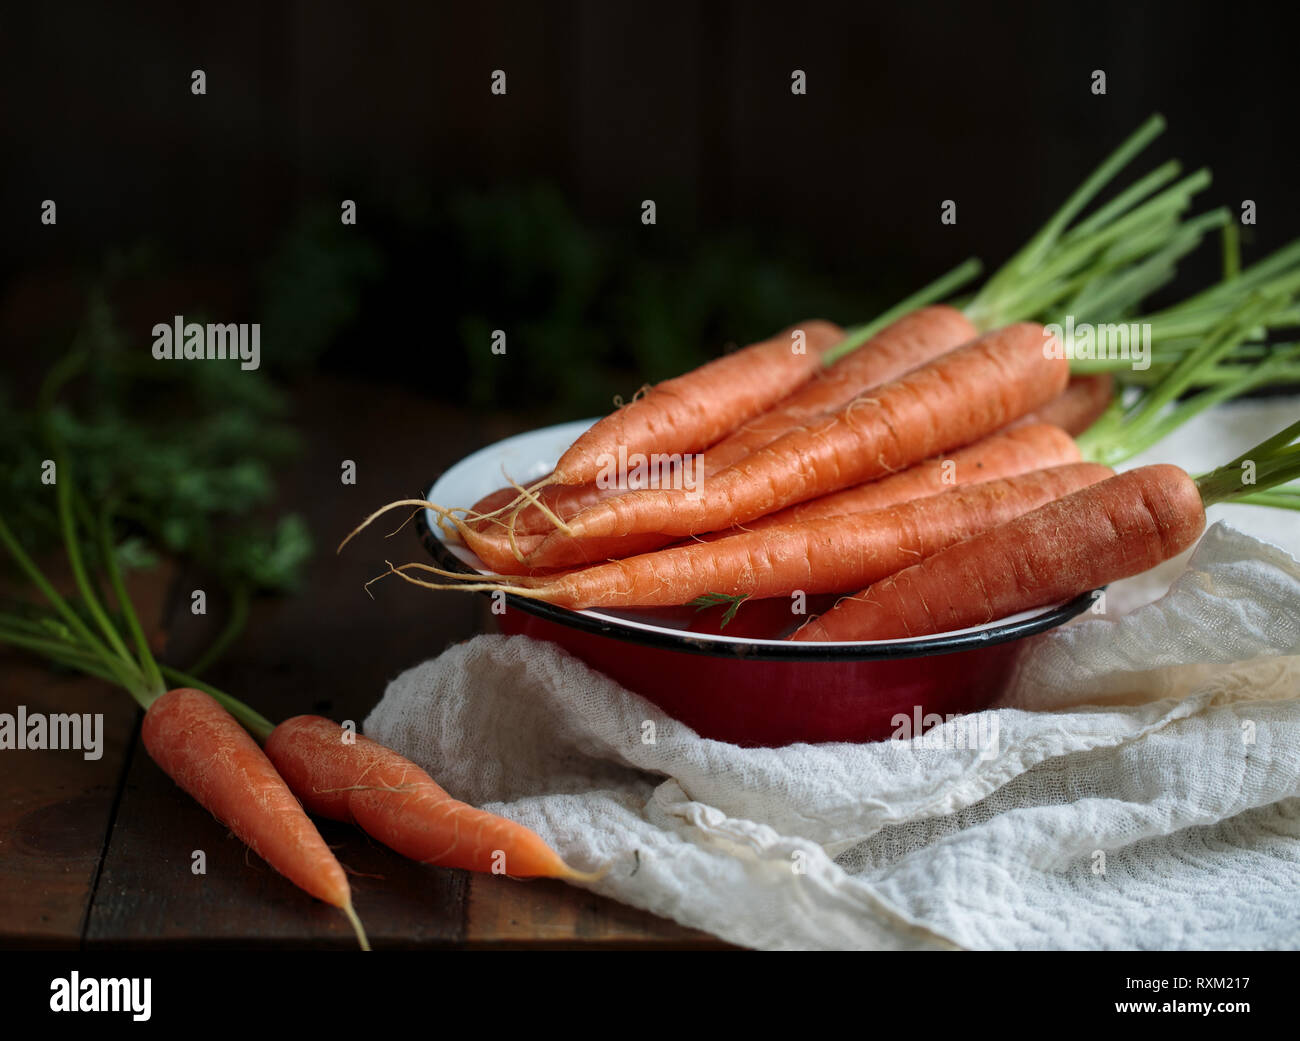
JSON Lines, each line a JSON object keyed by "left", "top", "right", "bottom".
{"left": 263, "top": 183, "right": 886, "bottom": 419}
{"left": 0, "top": 283, "right": 311, "bottom": 595}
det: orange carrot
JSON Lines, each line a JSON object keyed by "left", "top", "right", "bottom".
{"left": 1019, "top": 372, "right": 1114, "bottom": 436}
{"left": 265, "top": 716, "right": 592, "bottom": 880}
{"left": 141, "top": 688, "right": 368, "bottom": 946}
{"left": 790, "top": 464, "right": 1204, "bottom": 642}
{"left": 550, "top": 318, "right": 844, "bottom": 486}
{"left": 470, "top": 309, "right": 977, "bottom": 535}
{"left": 702, "top": 305, "right": 978, "bottom": 472}
{"left": 470, "top": 307, "right": 974, "bottom": 536}
{"left": 740, "top": 422, "right": 1080, "bottom": 530}
{"left": 453, "top": 522, "right": 670, "bottom": 576}
{"left": 459, "top": 422, "right": 1077, "bottom": 572}
{"left": 395, "top": 465, "right": 1111, "bottom": 610}
{"left": 535, "top": 323, "right": 1069, "bottom": 547}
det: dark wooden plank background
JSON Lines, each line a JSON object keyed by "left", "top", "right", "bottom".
{"left": 9, "top": 0, "right": 1285, "bottom": 309}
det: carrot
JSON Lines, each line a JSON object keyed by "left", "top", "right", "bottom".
{"left": 470, "top": 306, "right": 973, "bottom": 536}
{"left": 538, "top": 323, "right": 1069, "bottom": 545}
{"left": 387, "top": 465, "right": 1111, "bottom": 611}
{"left": 0, "top": 481, "right": 373, "bottom": 948}
{"left": 705, "top": 306, "right": 978, "bottom": 467}
{"left": 466, "top": 325, "right": 841, "bottom": 533}
{"left": 1019, "top": 373, "right": 1114, "bottom": 436}
{"left": 142, "top": 688, "right": 369, "bottom": 947}
{"left": 549, "top": 318, "right": 844, "bottom": 487}
{"left": 265, "top": 715, "right": 595, "bottom": 880}
{"left": 454, "top": 522, "right": 670, "bottom": 576}
{"left": 460, "top": 420, "right": 1077, "bottom": 572}
{"left": 741, "top": 422, "right": 1080, "bottom": 530}
{"left": 790, "top": 421, "right": 1300, "bottom": 642}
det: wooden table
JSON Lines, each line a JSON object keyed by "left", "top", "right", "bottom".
{"left": 0, "top": 378, "right": 726, "bottom": 949}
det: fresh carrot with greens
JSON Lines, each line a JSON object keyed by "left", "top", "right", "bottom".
{"left": 537, "top": 323, "right": 1069, "bottom": 545}
{"left": 546, "top": 261, "right": 987, "bottom": 491}
{"left": 366, "top": 116, "right": 1235, "bottom": 558}
{"left": 469, "top": 306, "right": 977, "bottom": 536}
{"left": 690, "top": 306, "right": 980, "bottom": 470}
{"left": 790, "top": 421, "right": 1300, "bottom": 642}
{"left": 264, "top": 716, "right": 595, "bottom": 879}
{"left": 431, "top": 421, "right": 1079, "bottom": 574}
{"left": 520, "top": 114, "right": 1207, "bottom": 503}
{"left": 0, "top": 493, "right": 370, "bottom": 949}
{"left": 452, "top": 419, "right": 1075, "bottom": 573}
{"left": 141, "top": 690, "right": 367, "bottom": 942}
{"left": 380, "top": 464, "right": 1111, "bottom": 610}
{"left": 547, "top": 319, "right": 840, "bottom": 487}
{"left": 0, "top": 481, "right": 586, "bottom": 903}
{"left": 526, "top": 279, "right": 1294, "bottom": 558}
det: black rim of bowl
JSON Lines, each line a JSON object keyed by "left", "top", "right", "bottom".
{"left": 413, "top": 490, "right": 1100, "bottom": 662}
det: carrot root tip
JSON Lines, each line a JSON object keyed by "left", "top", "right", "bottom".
{"left": 342, "top": 901, "right": 371, "bottom": 951}
{"left": 337, "top": 498, "right": 461, "bottom": 554}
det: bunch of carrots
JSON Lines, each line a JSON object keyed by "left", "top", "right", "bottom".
{"left": 0, "top": 431, "right": 599, "bottom": 952}
{"left": 349, "top": 115, "right": 1300, "bottom": 641}
{"left": 8, "top": 114, "right": 1300, "bottom": 948}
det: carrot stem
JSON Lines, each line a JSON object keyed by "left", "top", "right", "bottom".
{"left": 0, "top": 512, "right": 144, "bottom": 696}
{"left": 187, "top": 582, "right": 251, "bottom": 676}
{"left": 1061, "top": 159, "right": 1182, "bottom": 244}
{"left": 1077, "top": 292, "right": 1290, "bottom": 464}
{"left": 1137, "top": 348, "right": 1300, "bottom": 448}
{"left": 1062, "top": 210, "right": 1227, "bottom": 326}
{"left": 968, "top": 114, "right": 1167, "bottom": 323}
{"left": 1234, "top": 488, "right": 1300, "bottom": 508}
{"left": 1020, "top": 114, "right": 1167, "bottom": 266}
{"left": 96, "top": 504, "right": 166, "bottom": 698}
{"left": 55, "top": 464, "right": 136, "bottom": 671}
{"left": 1150, "top": 237, "right": 1300, "bottom": 317}
{"left": 825, "top": 257, "right": 983, "bottom": 365}
{"left": 1222, "top": 220, "right": 1241, "bottom": 281}
{"left": 157, "top": 665, "right": 275, "bottom": 743}
{"left": 1195, "top": 420, "right": 1300, "bottom": 507}
{"left": 0, "top": 624, "right": 112, "bottom": 673}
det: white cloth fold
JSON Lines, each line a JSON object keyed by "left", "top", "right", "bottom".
{"left": 365, "top": 400, "right": 1300, "bottom": 949}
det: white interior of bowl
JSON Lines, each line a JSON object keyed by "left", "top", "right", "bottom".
{"left": 424, "top": 420, "right": 1076, "bottom": 648}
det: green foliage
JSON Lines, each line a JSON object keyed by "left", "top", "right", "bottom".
{"left": 258, "top": 206, "right": 384, "bottom": 369}
{"left": 410, "top": 184, "right": 870, "bottom": 417}
{"left": 690, "top": 592, "right": 749, "bottom": 628}
{"left": 0, "top": 289, "right": 312, "bottom": 594}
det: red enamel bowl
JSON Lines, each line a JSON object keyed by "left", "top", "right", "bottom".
{"left": 418, "top": 422, "right": 1095, "bottom": 748}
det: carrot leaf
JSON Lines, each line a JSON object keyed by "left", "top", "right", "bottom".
{"left": 1195, "top": 420, "right": 1300, "bottom": 507}
{"left": 827, "top": 257, "right": 982, "bottom": 366}
{"left": 690, "top": 592, "right": 749, "bottom": 628}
